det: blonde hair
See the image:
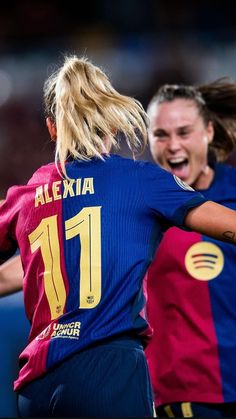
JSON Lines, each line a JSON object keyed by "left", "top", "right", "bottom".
{"left": 44, "top": 55, "right": 148, "bottom": 176}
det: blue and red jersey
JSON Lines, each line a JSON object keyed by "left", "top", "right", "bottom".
{"left": 145, "top": 163, "right": 236, "bottom": 405}
{"left": 0, "top": 154, "right": 205, "bottom": 391}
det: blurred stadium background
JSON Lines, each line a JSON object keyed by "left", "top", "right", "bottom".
{"left": 1, "top": 0, "right": 236, "bottom": 415}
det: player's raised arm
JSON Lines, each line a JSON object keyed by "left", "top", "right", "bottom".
{"left": 0, "top": 255, "right": 23, "bottom": 297}
{"left": 185, "top": 200, "right": 236, "bottom": 244}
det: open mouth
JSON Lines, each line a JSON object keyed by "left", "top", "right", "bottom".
{"left": 168, "top": 158, "right": 188, "bottom": 170}
{"left": 167, "top": 158, "right": 189, "bottom": 179}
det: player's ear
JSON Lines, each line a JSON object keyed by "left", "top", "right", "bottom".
{"left": 46, "top": 117, "right": 57, "bottom": 142}
{"left": 207, "top": 121, "right": 214, "bottom": 144}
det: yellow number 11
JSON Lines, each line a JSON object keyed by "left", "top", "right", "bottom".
{"left": 28, "top": 206, "right": 102, "bottom": 320}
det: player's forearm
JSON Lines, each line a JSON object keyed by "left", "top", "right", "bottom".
{"left": 0, "top": 255, "right": 23, "bottom": 296}
{"left": 185, "top": 201, "right": 236, "bottom": 244}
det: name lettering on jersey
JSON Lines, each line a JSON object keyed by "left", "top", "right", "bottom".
{"left": 35, "top": 178, "right": 94, "bottom": 207}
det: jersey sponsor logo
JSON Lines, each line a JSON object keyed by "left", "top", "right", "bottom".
{"left": 51, "top": 321, "right": 81, "bottom": 339}
{"left": 36, "top": 321, "right": 81, "bottom": 340}
{"left": 36, "top": 324, "right": 52, "bottom": 340}
{"left": 184, "top": 242, "right": 224, "bottom": 280}
{"left": 173, "top": 174, "right": 194, "bottom": 191}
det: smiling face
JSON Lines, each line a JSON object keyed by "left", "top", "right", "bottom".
{"left": 148, "top": 98, "right": 214, "bottom": 190}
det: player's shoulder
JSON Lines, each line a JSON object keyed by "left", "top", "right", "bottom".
{"left": 27, "top": 162, "right": 57, "bottom": 186}
{"left": 2, "top": 163, "right": 57, "bottom": 205}
{"left": 110, "top": 156, "right": 170, "bottom": 186}
{"left": 215, "top": 162, "right": 236, "bottom": 184}
{"left": 222, "top": 162, "right": 236, "bottom": 176}
{"left": 110, "top": 154, "right": 163, "bottom": 172}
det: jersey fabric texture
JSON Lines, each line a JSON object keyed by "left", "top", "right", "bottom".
{"left": 145, "top": 163, "right": 236, "bottom": 406}
{"left": 0, "top": 155, "right": 205, "bottom": 391}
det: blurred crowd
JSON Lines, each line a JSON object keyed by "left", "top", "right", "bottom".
{"left": 2, "top": 1, "right": 236, "bottom": 416}
{"left": 1, "top": 0, "right": 236, "bottom": 196}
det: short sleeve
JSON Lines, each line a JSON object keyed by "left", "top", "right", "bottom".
{"left": 140, "top": 162, "right": 207, "bottom": 227}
